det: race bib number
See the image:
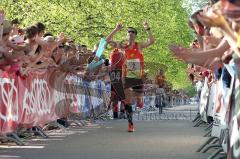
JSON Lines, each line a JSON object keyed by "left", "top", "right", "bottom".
{"left": 126, "top": 59, "right": 141, "bottom": 78}
{"left": 110, "top": 70, "right": 121, "bottom": 83}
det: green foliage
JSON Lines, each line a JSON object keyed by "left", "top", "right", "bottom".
{"left": 185, "top": 85, "right": 197, "bottom": 97}
{"left": 0, "top": 0, "right": 195, "bottom": 92}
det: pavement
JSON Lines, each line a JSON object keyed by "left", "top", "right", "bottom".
{"left": 0, "top": 112, "right": 212, "bottom": 159}
{"left": 136, "top": 104, "right": 199, "bottom": 121}
{"left": 165, "top": 104, "right": 198, "bottom": 111}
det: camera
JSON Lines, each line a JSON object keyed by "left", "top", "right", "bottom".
{"left": 104, "top": 59, "right": 110, "bottom": 66}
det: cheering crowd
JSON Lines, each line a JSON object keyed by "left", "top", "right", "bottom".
{"left": 0, "top": 6, "right": 193, "bottom": 133}
{"left": 0, "top": 9, "right": 109, "bottom": 79}
{"left": 170, "top": 0, "right": 240, "bottom": 158}
{"left": 1, "top": 0, "right": 240, "bottom": 158}
{"left": 0, "top": 8, "right": 155, "bottom": 132}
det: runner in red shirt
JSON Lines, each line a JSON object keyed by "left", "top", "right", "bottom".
{"left": 106, "top": 22, "right": 155, "bottom": 132}
{"left": 109, "top": 47, "right": 126, "bottom": 119}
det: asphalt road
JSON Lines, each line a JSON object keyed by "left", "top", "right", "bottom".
{"left": 134, "top": 104, "right": 198, "bottom": 121}
{"left": 0, "top": 119, "right": 211, "bottom": 159}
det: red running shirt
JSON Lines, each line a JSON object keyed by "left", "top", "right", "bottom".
{"left": 124, "top": 42, "right": 144, "bottom": 78}
{"left": 109, "top": 48, "right": 125, "bottom": 69}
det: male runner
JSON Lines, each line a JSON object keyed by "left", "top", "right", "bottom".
{"left": 106, "top": 21, "right": 155, "bottom": 132}
{"left": 109, "top": 47, "right": 126, "bottom": 119}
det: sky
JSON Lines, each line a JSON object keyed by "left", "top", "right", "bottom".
{"left": 182, "top": 0, "right": 208, "bottom": 16}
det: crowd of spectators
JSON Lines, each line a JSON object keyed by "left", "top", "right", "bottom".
{"left": 0, "top": 9, "right": 109, "bottom": 81}
{"left": 169, "top": 0, "right": 240, "bottom": 158}
{"left": 170, "top": 0, "right": 239, "bottom": 91}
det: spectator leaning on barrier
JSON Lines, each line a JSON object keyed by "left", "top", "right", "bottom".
{"left": 0, "top": 18, "right": 27, "bottom": 72}
{"left": 35, "top": 22, "right": 46, "bottom": 38}
{"left": 195, "top": 78, "right": 203, "bottom": 103}
{"left": 35, "top": 36, "right": 59, "bottom": 69}
{"left": 24, "top": 25, "right": 39, "bottom": 58}
{"left": 10, "top": 18, "right": 21, "bottom": 37}
{"left": 23, "top": 31, "right": 67, "bottom": 74}
{"left": 0, "top": 19, "right": 12, "bottom": 69}
{"left": 51, "top": 43, "right": 65, "bottom": 65}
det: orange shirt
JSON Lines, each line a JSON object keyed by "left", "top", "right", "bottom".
{"left": 124, "top": 42, "right": 144, "bottom": 78}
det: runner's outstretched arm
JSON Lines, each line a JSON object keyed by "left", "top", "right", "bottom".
{"left": 140, "top": 21, "right": 155, "bottom": 49}
{"left": 106, "top": 23, "right": 123, "bottom": 43}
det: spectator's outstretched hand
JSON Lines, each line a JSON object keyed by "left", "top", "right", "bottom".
{"left": 197, "top": 11, "right": 227, "bottom": 28}
{"left": 58, "top": 32, "right": 67, "bottom": 42}
{"left": 169, "top": 44, "right": 188, "bottom": 60}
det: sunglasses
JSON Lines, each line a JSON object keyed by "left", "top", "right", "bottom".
{"left": 58, "top": 44, "right": 64, "bottom": 48}
{"left": 128, "top": 30, "right": 136, "bottom": 34}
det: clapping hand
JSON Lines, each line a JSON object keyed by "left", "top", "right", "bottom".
{"left": 169, "top": 44, "right": 188, "bottom": 60}
{"left": 197, "top": 10, "right": 227, "bottom": 28}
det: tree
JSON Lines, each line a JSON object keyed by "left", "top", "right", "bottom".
{"left": 0, "top": 0, "right": 195, "bottom": 92}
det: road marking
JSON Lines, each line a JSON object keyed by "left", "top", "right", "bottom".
{"left": 0, "top": 145, "right": 45, "bottom": 149}
{"left": 0, "top": 155, "right": 20, "bottom": 158}
{"left": 31, "top": 138, "right": 64, "bottom": 141}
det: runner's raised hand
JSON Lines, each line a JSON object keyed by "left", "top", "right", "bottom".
{"left": 115, "top": 23, "right": 123, "bottom": 31}
{"left": 143, "top": 21, "right": 150, "bottom": 30}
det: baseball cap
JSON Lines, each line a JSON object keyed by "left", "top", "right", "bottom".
{"left": 10, "top": 35, "right": 24, "bottom": 45}
{"left": 43, "top": 36, "right": 55, "bottom": 42}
